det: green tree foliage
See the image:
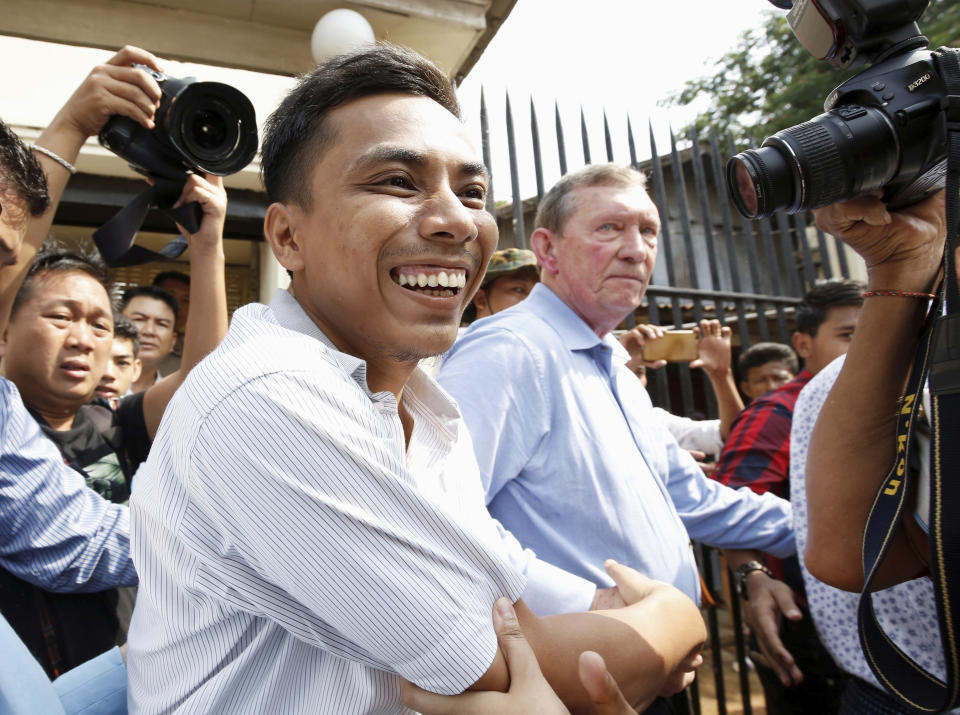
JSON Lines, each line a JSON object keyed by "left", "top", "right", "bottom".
{"left": 666, "top": 0, "right": 960, "bottom": 144}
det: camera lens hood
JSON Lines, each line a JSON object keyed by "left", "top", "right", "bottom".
{"left": 164, "top": 81, "right": 258, "bottom": 176}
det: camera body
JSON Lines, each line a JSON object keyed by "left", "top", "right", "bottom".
{"left": 726, "top": 0, "right": 952, "bottom": 219}
{"left": 99, "top": 65, "right": 258, "bottom": 180}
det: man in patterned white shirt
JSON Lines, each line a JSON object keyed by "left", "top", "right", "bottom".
{"left": 791, "top": 354, "right": 955, "bottom": 713}
{"left": 127, "top": 44, "right": 706, "bottom": 714}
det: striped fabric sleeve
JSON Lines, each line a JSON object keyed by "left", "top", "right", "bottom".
{"left": 0, "top": 378, "right": 137, "bottom": 592}
{"left": 713, "top": 396, "right": 793, "bottom": 497}
{"left": 183, "top": 371, "right": 525, "bottom": 695}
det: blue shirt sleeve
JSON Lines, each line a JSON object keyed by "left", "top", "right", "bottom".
{"left": 662, "top": 435, "right": 796, "bottom": 558}
{"left": 0, "top": 378, "right": 137, "bottom": 592}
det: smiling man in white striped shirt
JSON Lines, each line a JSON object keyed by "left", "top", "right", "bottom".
{"left": 126, "top": 44, "right": 706, "bottom": 714}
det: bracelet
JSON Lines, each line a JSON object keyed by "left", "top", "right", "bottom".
{"left": 733, "top": 560, "right": 774, "bottom": 602}
{"left": 862, "top": 289, "right": 936, "bottom": 299}
{"left": 30, "top": 144, "right": 77, "bottom": 175}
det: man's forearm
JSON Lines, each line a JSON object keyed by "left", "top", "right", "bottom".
{"left": 707, "top": 370, "right": 744, "bottom": 441}
{"left": 0, "top": 119, "right": 82, "bottom": 332}
{"left": 515, "top": 585, "right": 704, "bottom": 710}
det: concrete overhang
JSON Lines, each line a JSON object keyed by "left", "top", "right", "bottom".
{"left": 0, "top": 0, "right": 516, "bottom": 80}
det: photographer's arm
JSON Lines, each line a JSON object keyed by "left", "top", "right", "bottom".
{"left": 142, "top": 174, "right": 228, "bottom": 438}
{"left": 0, "top": 46, "right": 161, "bottom": 334}
{"left": 806, "top": 191, "right": 945, "bottom": 591}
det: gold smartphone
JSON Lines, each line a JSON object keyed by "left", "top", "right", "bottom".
{"left": 641, "top": 330, "right": 698, "bottom": 362}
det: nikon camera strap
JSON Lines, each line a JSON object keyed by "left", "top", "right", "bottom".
{"left": 858, "top": 46, "right": 960, "bottom": 714}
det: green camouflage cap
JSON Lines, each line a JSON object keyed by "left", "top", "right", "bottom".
{"left": 483, "top": 248, "right": 539, "bottom": 282}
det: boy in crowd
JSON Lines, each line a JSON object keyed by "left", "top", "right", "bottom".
{"left": 120, "top": 285, "right": 178, "bottom": 393}
{"left": 95, "top": 313, "right": 142, "bottom": 406}
{"left": 737, "top": 342, "right": 798, "bottom": 402}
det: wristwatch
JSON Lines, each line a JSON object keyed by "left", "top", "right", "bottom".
{"left": 733, "top": 560, "right": 774, "bottom": 601}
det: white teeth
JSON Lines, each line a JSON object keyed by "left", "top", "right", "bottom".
{"left": 398, "top": 274, "right": 407, "bottom": 286}
{"left": 438, "top": 272, "right": 449, "bottom": 287}
{"left": 458, "top": 273, "right": 466, "bottom": 287}
{"left": 428, "top": 274, "right": 438, "bottom": 287}
{"left": 417, "top": 273, "right": 428, "bottom": 288}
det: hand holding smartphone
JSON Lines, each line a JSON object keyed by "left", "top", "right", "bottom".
{"left": 641, "top": 330, "right": 699, "bottom": 363}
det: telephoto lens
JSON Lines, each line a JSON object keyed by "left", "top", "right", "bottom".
{"left": 726, "top": 105, "right": 899, "bottom": 219}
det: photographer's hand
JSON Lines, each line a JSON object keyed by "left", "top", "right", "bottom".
{"left": 48, "top": 45, "right": 163, "bottom": 148}
{"left": 814, "top": 190, "right": 944, "bottom": 292}
{"left": 1, "top": 46, "right": 166, "bottom": 332}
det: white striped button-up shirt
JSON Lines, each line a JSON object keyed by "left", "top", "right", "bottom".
{"left": 127, "top": 290, "right": 526, "bottom": 714}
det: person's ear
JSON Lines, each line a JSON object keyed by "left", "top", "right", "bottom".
{"left": 264, "top": 202, "right": 306, "bottom": 273}
{"left": 473, "top": 287, "right": 491, "bottom": 317}
{"left": 132, "top": 358, "right": 143, "bottom": 383}
{"left": 739, "top": 379, "right": 750, "bottom": 396}
{"left": 530, "top": 228, "right": 560, "bottom": 276}
{"left": 792, "top": 331, "right": 813, "bottom": 360}
{"left": 0, "top": 326, "right": 8, "bottom": 361}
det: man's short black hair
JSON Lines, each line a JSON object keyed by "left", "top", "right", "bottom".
{"left": 795, "top": 279, "right": 865, "bottom": 336}
{"left": 738, "top": 342, "right": 799, "bottom": 377}
{"left": 152, "top": 270, "right": 190, "bottom": 288}
{"left": 10, "top": 239, "right": 111, "bottom": 320}
{"left": 0, "top": 118, "right": 49, "bottom": 217}
{"left": 120, "top": 285, "right": 179, "bottom": 323}
{"left": 113, "top": 312, "right": 141, "bottom": 356}
{"left": 261, "top": 43, "right": 460, "bottom": 207}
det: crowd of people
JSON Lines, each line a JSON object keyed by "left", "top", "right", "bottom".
{"left": 0, "top": 40, "right": 954, "bottom": 715}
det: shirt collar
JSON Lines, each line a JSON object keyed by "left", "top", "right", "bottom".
{"left": 268, "top": 288, "right": 369, "bottom": 389}
{"left": 521, "top": 283, "right": 605, "bottom": 351}
{"left": 521, "top": 284, "right": 630, "bottom": 373}
{"left": 267, "top": 289, "right": 462, "bottom": 425}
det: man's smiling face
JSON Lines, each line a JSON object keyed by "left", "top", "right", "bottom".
{"left": 277, "top": 93, "right": 496, "bottom": 365}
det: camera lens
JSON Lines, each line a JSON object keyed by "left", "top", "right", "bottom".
{"left": 191, "top": 110, "right": 228, "bottom": 151}
{"left": 181, "top": 98, "right": 239, "bottom": 162}
{"left": 726, "top": 105, "right": 899, "bottom": 219}
{"left": 166, "top": 81, "right": 258, "bottom": 176}
{"left": 726, "top": 148, "right": 799, "bottom": 220}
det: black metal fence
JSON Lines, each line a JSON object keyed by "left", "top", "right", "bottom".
{"left": 474, "top": 90, "right": 863, "bottom": 714}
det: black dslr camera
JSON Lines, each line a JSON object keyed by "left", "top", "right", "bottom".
{"left": 99, "top": 64, "right": 258, "bottom": 179}
{"left": 726, "top": 0, "right": 952, "bottom": 219}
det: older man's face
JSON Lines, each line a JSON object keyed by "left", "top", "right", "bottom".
{"left": 553, "top": 184, "right": 659, "bottom": 334}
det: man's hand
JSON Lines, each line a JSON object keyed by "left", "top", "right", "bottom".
{"left": 743, "top": 571, "right": 803, "bottom": 686}
{"left": 686, "top": 450, "right": 716, "bottom": 477}
{"left": 813, "top": 191, "right": 944, "bottom": 290}
{"left": 49, "top": 45, "right": 163, "bottom": 145}
{"left": 173, "top": 173, "right": 228, "bottom": 252}
{"left": 620, "top": 324, "right": 667, "bottom": 372}
{"left": 690, "top": 319, "right": 732, "bottom": 378}
{"left": 578, "top": 651, "right": 640, "bottom": 715}
{"left": 402, "top": 598, "right": 641, "bottom": 715}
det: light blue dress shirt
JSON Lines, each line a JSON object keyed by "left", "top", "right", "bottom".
{"left": 439, "top": 283, "right": 795, "bottom": 607}
{"left": 0, "top": 377, "right": 136, "bottom": 592}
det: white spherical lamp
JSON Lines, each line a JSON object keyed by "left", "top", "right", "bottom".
{"left": 311, "top": 9, "right": 376, "bottom": 65}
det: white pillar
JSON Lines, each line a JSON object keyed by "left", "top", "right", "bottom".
{"left": 258, "top": 242, "right": 290, "bottom": 303}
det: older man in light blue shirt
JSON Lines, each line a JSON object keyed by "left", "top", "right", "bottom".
{"left": 438, "top": 163, "right": 794, "bottom": 614}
